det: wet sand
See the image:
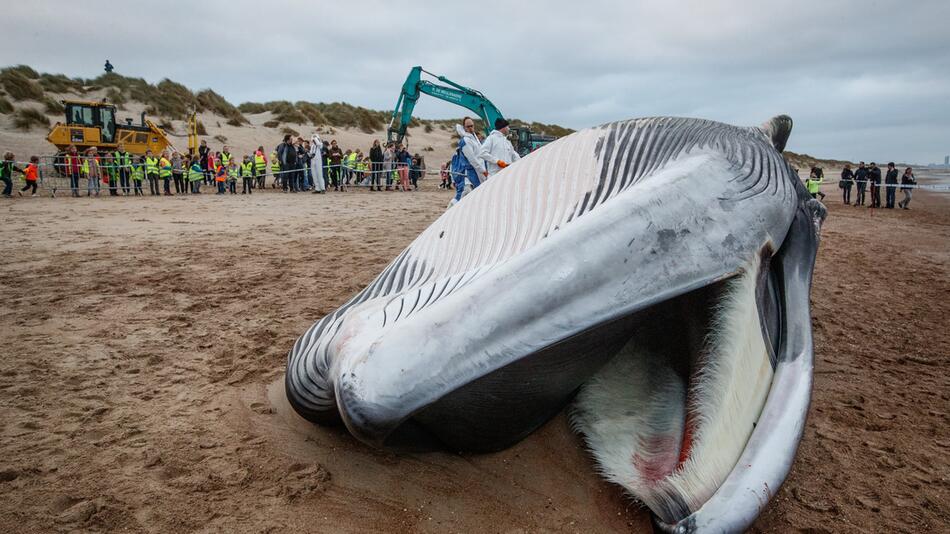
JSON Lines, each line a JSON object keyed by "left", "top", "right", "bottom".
{"left": 0, "top": 181, "right": 947, "bottom": 533}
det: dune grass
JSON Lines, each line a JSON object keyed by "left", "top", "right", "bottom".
{"left": 2, "top": 66, "right": 578, "bottom": 145}
{"left": 5, "top": 65, "right": 39, "bottom": 79}
{"left": 197, "top": 89, "right": 246, "bottom": 125}
{"left": 295, "top": 101, "right": 327, "bottom": 126}
{"left": 0, "top": 68, "right": 45, "bottom": 101}
{"left": 0, "top": 95, "right": 13, "bottom": 114}
{"left": 269, "top": 101, "right": 309, "bottom": 125}
{"left": 43, "top": 97, "right": 64, "bottom": 114}
{"left": 239, "top": 100, "right": 391, "bottom": 133}
{"left": 157, "top": 120, "right": 176, "bottom": 134}
{"left": 153, "top": 79, "right": 198, "bottom": 119}
{"left": 105, "top": 88, "right": 126, "bottom": 108}
{"left": 514, "top": 120, "right": 574, "bottom": 138}
{"left": 237, "top": 102, "right": 267, "bottom": 114}
{"left": 38, "top": 73, "right": 85, "bottom": 94}
{"left": 13, "top": 107, "right": 50, "bottom": 131}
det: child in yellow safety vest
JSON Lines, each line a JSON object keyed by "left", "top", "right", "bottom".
{"left": 131, "top": 156, "right": 145, "bottom": 196}
{"left": 188, "top": 157, "right": 203, "bottom": 194}
{"left": 144, "top": 149, "right": 161, "bottom": 196}
{"left": 269, "top": 152, "right": 280, "bottom": 189}
{"left": 159, "top": 152, "right": 173, "bottom": 195}
{"left": 226, "top": 161, "right": 238, "bottom": 195}
{"left": 254, "top": 150, "right": 266, "bottom": 189}
{"left": 360, "top": 157, "right": 371, "bottom": 186}
{"left": 241, "top": 156, "right": 254, "bottom": 194}
{"left": 82, "top": 148, "right": 101, "bottom": 197}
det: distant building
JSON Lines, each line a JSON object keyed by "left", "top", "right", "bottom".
{"left": 945, "top": 155, "right": 949, "bottom": 166}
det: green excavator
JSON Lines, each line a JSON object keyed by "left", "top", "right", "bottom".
{"left": 386, "top": 66, "right": 556, "bottom": 157}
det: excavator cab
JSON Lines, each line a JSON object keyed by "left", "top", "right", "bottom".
{"left": 511, "top": 127, "right": 556, "bottom": 157}
{"left": 64, "top": 101, "right": 116, "bottom": 143}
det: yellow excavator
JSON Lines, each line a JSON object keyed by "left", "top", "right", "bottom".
{"left": 47, "top": 100, "right": 169, "bottom": 155}
{"left": 47, "top": 99, "right": 200, "bottom": 156}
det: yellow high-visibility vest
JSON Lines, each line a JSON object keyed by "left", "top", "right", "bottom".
{"left": 158, "top": 158, "right": 172, "bottom": 178}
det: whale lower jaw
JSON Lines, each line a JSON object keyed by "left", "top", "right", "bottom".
{"left": 571, "top": 263, "right": 773, "bottom": 524}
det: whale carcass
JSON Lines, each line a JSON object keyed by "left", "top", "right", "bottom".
{"left": 285, "top": 115, "right": 825, "bottom": 532}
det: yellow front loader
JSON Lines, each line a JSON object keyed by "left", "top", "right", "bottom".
{"left": 46, "top": 100, "right": 172, "bottom": 156}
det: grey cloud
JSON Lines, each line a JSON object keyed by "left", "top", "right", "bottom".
{"left": 1, "top": 0, "right": 948, "bottom": 163}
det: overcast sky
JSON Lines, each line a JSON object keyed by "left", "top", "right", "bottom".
{"left": 3, "top": 0, "right": 949, "bottom": 164}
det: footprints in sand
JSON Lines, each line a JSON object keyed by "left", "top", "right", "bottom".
{"left": 249, "top": 401, "right": 275, "bottom": 415}
{"left": 268, "top": 463, "right": 332, "bottom": 501}
{"left": 53, "top": 497, "right": 99, "bottom": 524}
{"left": 48, "top": 494, "right": 137, "bottom": 530}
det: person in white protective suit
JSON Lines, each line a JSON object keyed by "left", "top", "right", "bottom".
{"left": 448, "top": 117, "right": 489, "bottom": 208}
{"left": 310, "top": 133, "right": 326, "bottom": 194}
{"left": 481, "top": 117, "right": 520, "bottom": 178}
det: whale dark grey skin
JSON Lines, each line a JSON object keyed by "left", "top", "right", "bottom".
{"left": 285, "top": 115, "right": 825, "bottom": 532}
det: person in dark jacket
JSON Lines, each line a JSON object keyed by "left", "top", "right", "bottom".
{"left": 296, "top": 138, "right": 310, "bottom": 192}
{"left": 321, "top": 144, "right": 330, "bottom": 189}
{"left": 369, "top": 140, "right": 384, "bottom": 191}
{"left": 276, "top": 134, "right": 297, "bottom": 192}
{"left": 884, "top": 162, "right": 899, "bottom": 208}
{"left": 853, "top": 161, "right": 868, "bottom": 206}
{"left": 839, "top": 164, "right": 853, "bottom": 205}
{"left": 327, "top": 140, "right": 344, "bottom": 191}
{"left": 868, "top": 162, "right": 882, "bottom": 208}
{"left": 1, "top": 152, "right": 24, "bottom": 198}
{"left": 198, "top": 140, "right": 212, "bottom": 185}
{"left": 410, "top": 153, "right": 425, "bottom": 190}
{"left": 396, "top": 145, "right": 412, "bottom": 191}
{"left": 898, "top": 167, "right": 916, "bottom": 209}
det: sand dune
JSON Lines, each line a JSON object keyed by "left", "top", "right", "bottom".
{"left": 0, "top": 88, "right": 459, "bottom": 169}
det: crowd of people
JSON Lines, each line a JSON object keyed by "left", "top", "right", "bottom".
{"left": 6, "top": 124, "right": 919, "bottom": 212}
{"left": 0, "top": 135, "right": 436, "bottom": 198}
{"left": 0, "top": 116, "right": 524, "bottom": 204}
{"left": 273, "top": 134, "right": 429, "bottom": 194}
{"left": 805, "top": 162, "right": 918, "bottom": 210}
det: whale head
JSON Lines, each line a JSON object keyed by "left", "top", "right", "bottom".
{"left": 286, "top": 115, "right": 825, "bottom": 532}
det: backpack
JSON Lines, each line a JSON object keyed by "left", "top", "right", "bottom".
{"left": 449, "top": 137, "right": 470, "bottom": 181}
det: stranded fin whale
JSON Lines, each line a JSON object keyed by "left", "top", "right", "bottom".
{"left": 285, "top": 115, "right": 825, "bottom": 532}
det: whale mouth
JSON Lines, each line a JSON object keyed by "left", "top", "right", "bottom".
{"left": 375, "top": 251, "right": 781, "bottom": 525}
{"left": 571, "top": 255, "right": 779, "bottom": 524}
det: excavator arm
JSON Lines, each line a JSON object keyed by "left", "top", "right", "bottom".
{"left": 387, "top": 66, "right": 506, "bottom": 145}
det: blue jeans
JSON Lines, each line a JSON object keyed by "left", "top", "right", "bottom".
{"left": 885, "top": 183, "right": 897, "bottom": 208}
{"left": 453, "top": 168, "right": 481, "bottom": 202}
{"left": 69, "top": 172, "right": 80, "bottom": 194}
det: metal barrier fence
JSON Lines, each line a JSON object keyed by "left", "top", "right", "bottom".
{"left": 822, "top": 178, "right": 949, "bottom": 191}
{"left": 4, "top": 154, "right": 947, "bottom": 197}
{"left": 1, "top": 155, "right": 449, "bottom": 196}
